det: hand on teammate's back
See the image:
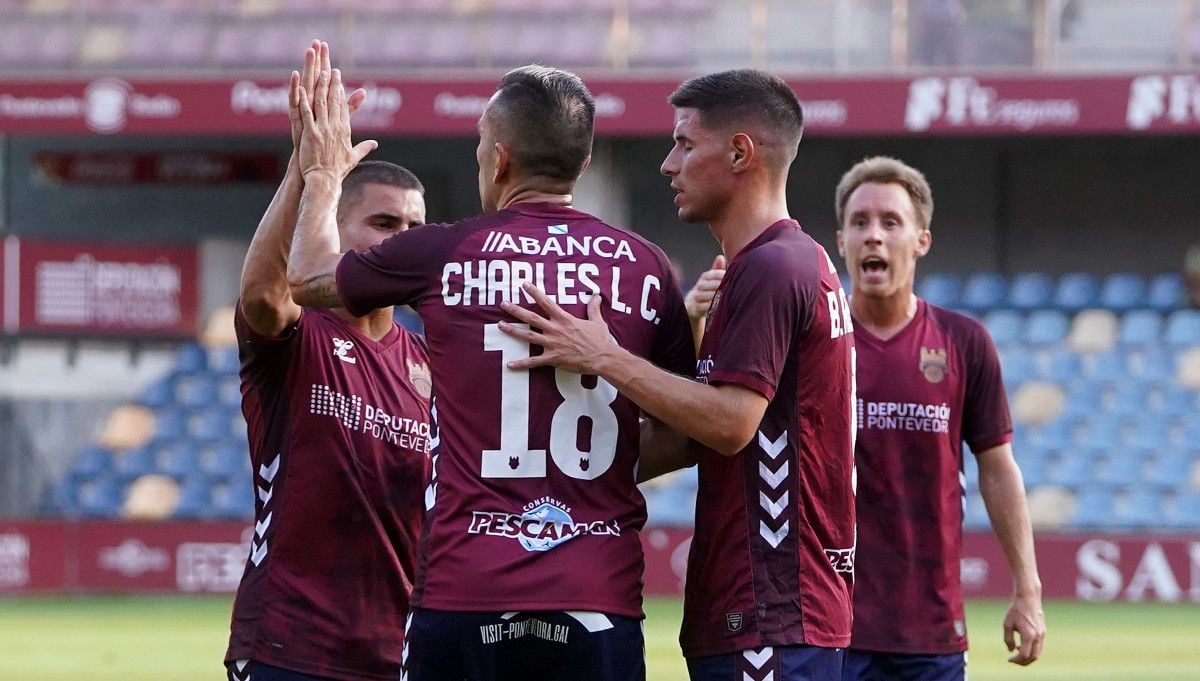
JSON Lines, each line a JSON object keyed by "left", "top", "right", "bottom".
{"left": 684, "top": 254, "right": 726, "bottom": 321}
{"left": 1003, "top": 593, "right": 1046, "bottom": 665}
{"left": 293, "top": 46, "right": 376, "bottom": 182}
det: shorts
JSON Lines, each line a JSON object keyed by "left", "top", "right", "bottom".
{"left": 226, "top": 659, "right": 334, "bottom": 681}
{"left": 841, "top": 649, "right": 966, "bottom": 681}
{"left": 403, "top": 608, "right": 645, "bottom": 681}
{"left": 687, "top": 645, "right": 844, "bottom": 681}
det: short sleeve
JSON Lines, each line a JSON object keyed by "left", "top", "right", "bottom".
{"left": 961, "top": 323, "right": 1013, "bottom": 454}
{"left": 336, "top": 223, "right": 464, "bottom": 317}
{"left": 706, "top": 250, "right": 812, "bottom": 401}
{"left": 234, "top": 300, "right": 300, "bottom": 382}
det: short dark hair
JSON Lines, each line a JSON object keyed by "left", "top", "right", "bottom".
{"left": 487, "top": 65, "right": 595, "bottom": 182}
{"left": 668, "top": 69, "right": 804, "bottom": 163}
{"left": 342, "top": 160, "right": 424, "bottom": 199}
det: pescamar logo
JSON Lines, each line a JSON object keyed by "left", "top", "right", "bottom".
{"left": 467, "top": 497, "right": 621, "bottom": 552}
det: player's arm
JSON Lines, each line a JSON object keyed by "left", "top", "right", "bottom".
{"left": 501, "top": 285, "right": 767, "bottom": 456}
{"left": 683, "top": 255, "right": 726, "bottom": 354}
{"left": 637, "top": 416, "right": 695, "bottom": 483}
{"left": 977, "top": 442, "right": 1046, "bottom": 666}
{"left": 286, "top": 66, "right": 377, "bottom": 309}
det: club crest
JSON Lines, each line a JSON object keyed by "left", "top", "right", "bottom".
{"left": 407, "top": 359, "right": 432, "bottom": 399}
{"left": 919, "top": 346, "right": 947, "bottom": 383}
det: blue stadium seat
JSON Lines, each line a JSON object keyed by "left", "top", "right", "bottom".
{"left": 156, "top": 441, "right": 200, "bottom": 481}
{"left": 77, "top": 476, "right": 123, "bottom": 519}
{"left": 210, "top": 478, "right": 254, "bottom": 520}
{"left": 174, "top": 374, "right": 218, "bottom": 410}
{"left": 200, "top": 442, "right": 246, "bottom": 483}
{"left": 983, "top": 310, "right": 1022, "bottom": 346}
{"left": 1016, "top": 453, "right": 1049, "bottom": 488}
{"left": 645, "top": 485, "right": 696, "bottom": 526}
{"left": 207, "top": 346, "right": 240, "bottom": 375}
{"left": 1096, "top": 453, "right": 1144, "bottom": 489}
{"left": 1008, "top": 272, "right": 1054, "bottom": 311}
{"left": 173, "top": 476, "right": 214, "bottom": 519}
{"left": 1023, "top": 310, "right": 1068, "bottom": 346}
{"left": 113, "top": 447, "right": 156, "bottom": 483}
{"left": 1125, "top": 413, "right": 1171, "bottom": 450}
{"left": 1040, "top": 349, "right": 1083, "bottom": 383}
{"left": 174, "top": 343, "right": 209, "bottom": 374}
{"left": 1159, "top": 387, "right": 1199, "bottom": 420}
{"left": 1164, "top": 492, "right": 1200, "bottom": 530}
{"left": 963, "top": 492, "right": 990, "bottom": 530}
{"left": 139, "top": 378, "right": 174, "bottom": 409}
{"left": 917, "top": 273, "right": 961, "bottom": 309}
{"left": 1072, "top": 489, "right": 1117, "bottom": 529}
{"left": 1079, "top": 419, "right": 1124, "bottom": 451}
{"left": 70, "top": 446, "right": 115, "bottom": 481}
{"left": 42, "top": 477, "right": 81, "bottom": 516}
{"left": 961, "top": 273, "right": 1007, "bottom": 312}
{"left": 1147, "top": 273, "right": 1184, "bottom": 312}
{"left": 1163, "top": 309, "right": 1200, "bottom": 347}
{"left": 1027, "top": 418, "right": 1074, "bottom": 451}
{"left": 1052, "top": 273, "right": 1100, "bottom": 312}
{"left": 1117, "top": 489, "right": 1164, "bottom": 529}
{"left": 1133, "top": 352, "right": 1175, "bottom": 385}
{"left": 1098, "top": 273, "right": 1146, "bottom": 312}
{"left": 1106, "top": 382, "right": 1149, "bottom": 417}
{"left": 1086, "top": 350, "right": 1127, "bottom": 383}
{"left": 1118, "top": 310, "right": 1163, "bottom": 348}
{"left": 187, "top": 408, "right": 233, "bottom": 444}
{"left": 152, "top": 408, "right": 187, "bottom": 443}
{"left": 1143, "top": 451, "right": 1194, "bottom": 491}
{"left": 999, "top": 347, "right": 1036, "bottom": 386}
{"left": 218, "top": 375, "right": 242, "bottom": 407}
{"left": 1046, "top": 452, "right": 1093, "bottom": 491}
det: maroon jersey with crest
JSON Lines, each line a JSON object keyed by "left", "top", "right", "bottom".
{"left": 226, "top": 306, "right": 431, "bottom": 681}
{"left": 336, "top": 202, "right": 694, "bottom": 617}
{"left": 851, "top": 299, "right": 1011, "bottom": 654}
{"left": 682, "top": 220, "right": 857, "bottom": 658}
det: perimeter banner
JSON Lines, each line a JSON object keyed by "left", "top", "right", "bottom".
{"left": 1, "top": 237, "right": 199, "bottom": 336}
{"left": 0, "top": 74, "right": 1198, "bottom": 137}
{"left": 3, "top": 521, "right": 1200, "bottom": 601}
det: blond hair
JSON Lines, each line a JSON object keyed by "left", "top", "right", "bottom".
{"left": 835, "top": 156, "right": 933, "bottom": 230}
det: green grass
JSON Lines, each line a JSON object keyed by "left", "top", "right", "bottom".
{"left": 1, "top": 596, "right": 1198, "bottom": 680}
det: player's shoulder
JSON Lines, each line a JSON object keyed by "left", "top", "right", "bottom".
{"left": 734, "top": 223, "right": 823, "bottom": 282}
{"left": 923, "top": 301, "right": 994, "bottom": 349}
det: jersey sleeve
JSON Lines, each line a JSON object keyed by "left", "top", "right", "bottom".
{"left": 961, "top": 322, "right": 1013, "bottom": 454}
{"left": 234, "top": 300, "right": 300, "bottom": 383}
{"left": 336, "top": 223, "right": 462, "bottom": 317}
{"left": 707, "top": 248, "right": 812, "bottom": 401}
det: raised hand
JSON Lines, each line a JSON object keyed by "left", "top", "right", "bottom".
{"left": 684, "top": 254, "right": 727, "bottom": 322}
{"left": 289, "top": 41, "right": 368, "bottom": 155}
{"left": 295, "top": 67, "right": 377, "bottom": 183}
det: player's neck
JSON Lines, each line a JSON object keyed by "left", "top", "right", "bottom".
{"left": 498, "top": 183, "right": 573, "bottom": 211}
{"left": 851, "top": 290, "right": 917, "bottom": 341}
{"left": 709, "top": 188, "right": 790, "bottom": 259}
{"left": 334, "top": 306, "right": 395, "bottom": 342}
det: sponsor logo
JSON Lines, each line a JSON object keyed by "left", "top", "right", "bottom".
{"left": 466, "top": 497, "right": 620, "bottom": 552}
{"left": 798, "top": 99, "right": 849, "bottom": 127}
{"left": 0, "top": 533, "right": 30, "bottom": 588}
{"left": 230, "top": 80, "right": 401, "bottom": 127}
{"left": 961, "top": 555, "right": 989, "bottom": 588}
{"left": 859, "top": 400, "right": 952, "bottom": 433}
{"left": 0, "top": 78, "right": 181, "bottom": 133}
{"left": 309, "top": 383, "right": 432, "bottom": 451}
{"left": 34, "top": 254, "right": 183, "bottom": 328}
{"left": 548, "top": 224, "right": 568, "bottom": 235}
{"left": 905, "top": 77, "right": 1080, "bottom": 132}
{"left": 332, "top": 337, "right": 357, "bottom": 365}
{"left": 1127, "top": 74, "right": 1200, "bottom": 130}
{"left": 176, "top": 532, "right": 251, "bottom": 592}
{"left": 726, "top": 611, "right": 743, "bottom": 632}
{"left": 98, "top": 539, "right": 170, "bottom": 577}
{"left": 433, "top": 92, "right": 625, "bottom": 119}
{"left": 920, "top": 346, "right": 948, "bottom": 383}
{"left": 479, "top": 230, "right": 636, "bottom": 262}
{"left": 480, "top": 617, "right": 570, "bottom": 645}
{"left": 407, "top": 358, "right": 432, "bottom": 399}
{"left": 824, "top": 546, "right": 855, "bottom": 574}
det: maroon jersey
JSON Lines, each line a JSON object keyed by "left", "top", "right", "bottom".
{"left": 851, "top": 300, "right": 1012, "bottom": 654}
{"left": 682, "top": 220, "right": 857, "bottom": 658}
{"left": 226, "top": 306, "right": 432, "bottom": 681}
{"left": 336, "top": 202, "right": 694, "bottom": 617}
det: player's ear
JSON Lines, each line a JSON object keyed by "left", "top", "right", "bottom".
{"left": 579, "top": 154, "right": 591, "bottom": 176}
{"left": 835, "top": 228, "right": 846, "bottom": 257}
{"left": 730, "top": 133, "right": 754, "bottom": 173}
{"left": 916, "top": 227, "right": 932, "bottom": 258}
{"left": 492, "top": 142, "right": 510, "bottom": 183}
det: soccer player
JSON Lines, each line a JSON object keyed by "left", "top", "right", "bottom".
{"left": 834, "top": 156, "right": 1045, "bottom": 680}
{"left": 498, "top": 70, "right": 856, "bottom": 681}
{"left": 225, "top": 42, "right": 432, "bottom": 681}
{"left": 286, "top": 59, "right": 694, "bottom": 680}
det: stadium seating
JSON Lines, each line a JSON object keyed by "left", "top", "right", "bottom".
{"left": 41, "top": 270, "right": 1200, "bottom": 531}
